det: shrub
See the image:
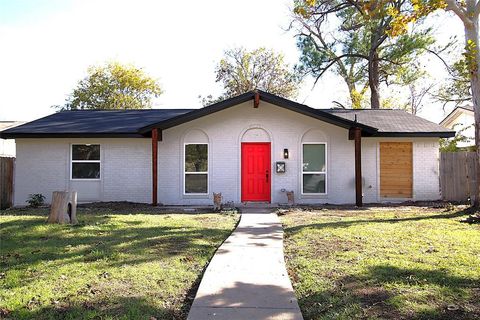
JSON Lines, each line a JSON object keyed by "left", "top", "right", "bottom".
{"left": 26, "top": 194, "right": 45, "bottom": 208}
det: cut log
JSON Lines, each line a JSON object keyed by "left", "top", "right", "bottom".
{"left": 286, "top": 191, "right": 294, "bottom": 206}
{"left": 48, "top": 191, "right": 78, "bottom": 224}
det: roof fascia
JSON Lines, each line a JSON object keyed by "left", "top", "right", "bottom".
{"left": 372, "top": 131, "right": 455, "bottom": 138}
{"left": 139, "top": 90, "right": 378, "bottom": 134}
{"left": 258, "top": 91, "right": 378, "bottom": 133}
{"left": 0, "top": 132, "right": 146, "bottom": 139}
{"left": 440, "top": 107, "right": 474, "bottom": 126}
{"left": 139, "top": 92, "right": 254, "bottom": 133}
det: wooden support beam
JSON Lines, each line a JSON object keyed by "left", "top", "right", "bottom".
{"left": 348, "top": 127, "right": 355, "bottom": 140}
{"left": 152, "top": 128, "right": 158, "bottom": 206}
{"left": 254, "top": 91, "right": 260, "bottom": 108}
{"left": 354, "top": 127, "right": 363, "bottom": 207}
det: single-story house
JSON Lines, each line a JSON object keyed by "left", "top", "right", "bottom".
{"left": 440, "top": 105, "right": 475, "bottom": 148}
{"left": 0, "top": 90, "right": 454, "bottom": 207}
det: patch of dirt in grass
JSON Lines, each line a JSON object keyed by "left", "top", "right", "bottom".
{"left": 79, "top": 201, "right": 154, "bottom": 210}
{"left": 0, "top": 307, "right": 11, "bottom": 318}
{"left": 67, "top": 279, "right": 188, "bottom": 318}
{"left": 460, "top": 287, "right": 480, "bottom": 318}
{"left": 281, "top": 204, "right": 465, "bottom": 219}
{"left": 77, "top": 201, "right": 215, "bottom": 215}
{"left": 334, "top": 276, "right": 480, "bottom": 320}
{"left": 310, "top": 238, "right": 362, "bottom": 258}
{"left": 336, "top": 276, "right": 402, "bottom": 319}
{"left": 354, "top": 287, "right": 400, "bottom": 319}
{"left": 354, "top": 286, "right": 390, "bottom": 304}
{"left": 284, "top": 234, "right": 363, "bottom": 260}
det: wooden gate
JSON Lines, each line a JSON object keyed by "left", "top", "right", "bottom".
{"left": 0, "top": 157, "right": 14, "bottom": 209}
{"left": 440, "top": 152, "right": 478, "bottom": 203}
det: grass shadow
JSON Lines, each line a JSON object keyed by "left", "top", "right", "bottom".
{"left": 5, "top": 295, "right": 185, "bottom": 320}
{"left": 297, "top": 265, "right": 479, "bottom": 320}
{"left": 285, "top": 208, "right": 471, "bottom": 236}
{"left": 0, "top": 211, "right": 239, "bottom": 319}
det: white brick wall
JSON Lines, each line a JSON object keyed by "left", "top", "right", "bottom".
{"left": 13, "top": 102, "right": 441, "bottom": 206}
{"left": 102, "top": 139, "right": 151, "bottom": 203}
{"left": 413, "top": 139, "right": 441, "bottom": 201}
{"left": 362, "top": 137, "right": 441, "bottom": 203}
{"left": 157, "top": 102, "right": 357, "bottom": 205}
{"left": 14, "top": 138, "right": 151, "bottom": 205}
{"left": 15, "top": 139, "right": 69, "bottom": 205}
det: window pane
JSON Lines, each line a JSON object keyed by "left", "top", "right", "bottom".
{"left": 185, "top": 144, "right": 208, "bottom": 172}
{"left": 185, "top": 174, "right": 207, "bottom": 193}
{"left": 303, "top": 144, "right": 325, "bottom": 172}
{"left": 72, "top": 144, "right": 100, "bottom": 160}
{"left": 303, "top": 174, "right": 326, "bottom": 193}
{"left": 72, "top": 163, "right": 100, "bottom": 179}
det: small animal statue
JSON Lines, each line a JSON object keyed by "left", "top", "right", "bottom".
{"left": 286, "top": 191, "right": 294, "bottom": 206}
{"left": 213, "top": 192, "right": 222, "bottom": 211}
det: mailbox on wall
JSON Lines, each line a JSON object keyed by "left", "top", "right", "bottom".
{"left": 276, "top": 161, "right": 286, "bottom": 173}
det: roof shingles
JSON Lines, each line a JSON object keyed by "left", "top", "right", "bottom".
{"left": 0, "top": 92, "right": 454, "bottom": 138}
{"left": 323, "top": 109, "right": 451, "bottom": 134}
{"left": 1, "top": 109, "right": 193, "bottom": 137}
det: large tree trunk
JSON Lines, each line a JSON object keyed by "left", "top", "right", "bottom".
{"left": 368, "top": 51, "right": 381, "bottom": 109}
{"left": 465, "top": 19, "right": 480, "bottom": 208}
{"left": 348, "top": 84, "right": 360, "bottom": 109}
{"left": 347, "top": 82, "right": 367, "bottom": 109}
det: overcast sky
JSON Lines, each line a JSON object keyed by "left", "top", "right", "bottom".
{"left": 0, "top": 0, "right": 465, "bottom": 123}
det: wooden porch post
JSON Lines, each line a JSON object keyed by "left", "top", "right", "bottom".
{"left": 354, "top": 127, "right": 363, "bottom": 207}
{"left": 254, "top": 91, "right": 260, "bottom": 108}
{"left": 152, "top": 128, "right": 158, "bottom": 206}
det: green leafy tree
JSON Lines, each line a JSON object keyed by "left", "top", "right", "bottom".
{"left": 293, "top": 0, "right": 437, "bottom": 109}
{"left": 296, "top": 24, "right": 370, "bottom": 108}
{"left": 440, "top": 124, "right": 474, "bottom": 152}
{"left": 214, "top": 47, "right": 301, "bottom": 100}
{"left": 59, "top": 62, "right": 162, "bottom": 110}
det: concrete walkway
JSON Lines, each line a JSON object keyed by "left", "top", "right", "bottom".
{"left": 187, "top": 211, "right": 303, "bottom": 320}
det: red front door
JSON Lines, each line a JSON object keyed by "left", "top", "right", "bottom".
{"left": 241, "top": 142, "right": 271, "bottom": 202}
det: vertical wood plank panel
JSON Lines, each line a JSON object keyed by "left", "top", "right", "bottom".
{"left": 466, "top": 152, "right": 478, "bottom": 203}
{"left": 440, "top": 152, "right": 446, "bottom": 200}
{"left": 380, "top": 142, "right": 413, "bottom": 198}
{"left": 440, "top": 152, "right": 478, "bottom": 203}
{"left": 0, "top": 157, "right": 14, "bottom": 209}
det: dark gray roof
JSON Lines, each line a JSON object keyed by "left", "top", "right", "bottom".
{"left": 0, "top": 91, "right": 454, "bottom": 139}
{"left": 323, "top": 109, "right": 453, "bottom": 136}
{"left": 1, "top": 109, "right": 193, "bottom": 138}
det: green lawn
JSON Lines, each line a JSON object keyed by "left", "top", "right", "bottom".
{"left": 281, "top": 206, "right": 480, "bottom": 320}
{"left": 0, "top": 207, "right": 238, "bottom": 320}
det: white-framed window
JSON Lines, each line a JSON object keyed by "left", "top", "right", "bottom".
{"left": 71, "top": 144, "right": 101, "bottom": 180}
{"left": 302, "top": 143, "right": 327, "bottom": 194}
{"left": 184, "top": 143, "right": 208, "bottom": 194}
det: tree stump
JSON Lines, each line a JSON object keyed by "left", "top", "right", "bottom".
{"left": 48, "top": 191, "right": 78, "bottom": 224}
{"left": 213, "top": 192, "right": 222, "bottom": 211}
{"left": 286, "top": 191, "right": 295, "bottom": 206}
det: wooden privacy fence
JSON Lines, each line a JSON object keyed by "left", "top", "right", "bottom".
{"left": 0, "top": 157, "right": 14, "bottom": 209}
{"left": 440, "top": 152, "right": 478, "bottom": 203}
